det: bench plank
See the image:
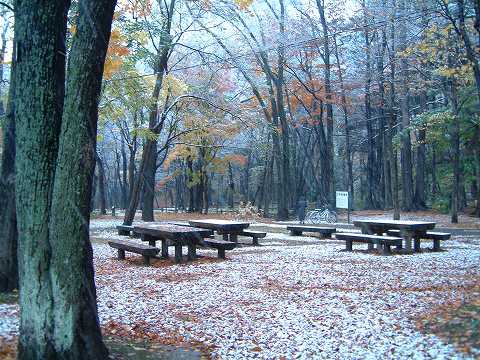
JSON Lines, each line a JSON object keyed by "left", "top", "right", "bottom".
{"left": 108, "top": 239, "right": 159, "bottom": 265}
{"left": 240, "top": 230, "right": 267, "bottom": 245}
{"left": 202, "top": 239, "right": 236, "bottom": 259}
{"left": 287, "top": 225, "right": 336, "bottom": 238}
{"left": 334, "top": 233, "right": 402, "bottom": 255}
{"left": 386, "top": 229, "right": 451, "bottom": 251}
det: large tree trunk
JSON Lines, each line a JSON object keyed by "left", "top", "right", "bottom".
{"left": 123, "top": 0, "right": 175, "bottom": 225}
{"left": 15, "top": 0, "right": 116, "bottom": 358}
{"left": 48, "top": 0, "right": 116, "bottom": 357}
{"left": 475, "top": 126, "right": 480, "bottom": 217}
{"left": 388, "top": 2, "right": 400, "bottom": 219}
{"left": 398, "top": 0, "right": 414, "bottom": 211}
{"left": 121, "top": 140, "right": 128, "bottom": 208}
{"left": 97, "top": 154, "right": 107, "bottom": 215}
{"left": 333, "top": 35, "right": 354, "bottom": 207}
{"left": 448, "top": 79, "right": 460, "bottom": 223}
{"left": 141, "top": 141, "right": 157, "bottom": 221}
{"left": 362, "top": 0, "right": 379, "bottom": 209}
{"left": 14, "top": 1, "right": 70, "bottom": 357}
{"left": 317, "top": 0, "right": 334, "bottom": 207}
{"left": 0, "top": 44, "right": 17, "bottom": 293}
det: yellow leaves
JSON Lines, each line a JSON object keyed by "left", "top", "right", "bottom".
{"left": 132, "top": 128, "right": 159, "bottom": 141}
{"left": 161, "top": 74, "right": 189, "bottom": 99}
{"left": 234, "top": 0, "right": 254, "bottom": 10}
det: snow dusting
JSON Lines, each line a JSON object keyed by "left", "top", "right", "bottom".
{"left": 1, "top": 218, "right": 479, "bottom": 359}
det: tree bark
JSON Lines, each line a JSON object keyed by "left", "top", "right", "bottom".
{"left": 96, "top": 154, "right": 107, "bottom": 215}
{"left": 333, "top": 34, "right": 354, "bottom": 207}
{"left": 317, "top": 0, "right": 334, "bottom": 207}
{"left": 15, "top": 0, "right": 116, "bottom": 358}
{"left": 398, "top": 0, "right": 414, "bottom": 211}
{"left": 0, "top": 40, "right": 17, "bottom": 293}
{"left": 14, "top": 1, "right": 70, "bottom": 357}
{"left": 48, "top": 0, "right": 116, "bottom": 357}
{"left": 141, "top": 140, "right": 157, "bottom": 221}
{"left": 123, "top": 0, "right": 175, "bottom": 225}
{"left": 475, "top": 126, "right": 480, "bottom": 217}
{"left": 448, "top": 78, "right": 460, "bottom": 223}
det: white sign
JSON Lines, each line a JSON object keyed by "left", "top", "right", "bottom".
{"left": 336, "top": 191, "right": 349, "bottom": 209}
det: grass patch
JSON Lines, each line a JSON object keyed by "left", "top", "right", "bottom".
{"left": 0, "top": 291, "right": 18, "bottom": 304}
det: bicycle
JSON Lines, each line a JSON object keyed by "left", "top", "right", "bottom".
{"left": 304, "top": 205, "right": 337, "bottom": 224}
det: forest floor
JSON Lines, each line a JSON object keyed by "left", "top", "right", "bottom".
{"left": 1, "top": 215, "right": 480, "bottom": 359}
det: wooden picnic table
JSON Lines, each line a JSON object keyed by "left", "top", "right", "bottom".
{"left": 187, "top": 219, "right": 250, "bottom": 242}
{"left": 353, "top": 219, "right": 436, "bottom": 252}
{"left": 133, "top": 223, "right": 213, "bottom": 263}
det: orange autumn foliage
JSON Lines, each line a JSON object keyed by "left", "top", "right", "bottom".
{"left": 104, "top": 28, "right": 129, "bottom": 79}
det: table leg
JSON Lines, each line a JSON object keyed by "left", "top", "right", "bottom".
{"left": 161, "top": 239, "right": 169, "bottom": 259}
{"left": 413, "top": 237, "right": 421, "bottom": 252}
{"left": 142, "top": 233, "right": 157, "bottom": 247}
{"left": 375, "top": 231, "right": 383, "bottom": 251}
{"left": 230, "top": 233, "right": 238, "bottom": 243}
{"left": 174, "top": 245, "right": 182, "bottom": 263}
{"left": 382, "top": 244, "right": 391, "bottom": 256}
{"left": 218, "top": 248, "right": 226, "bottom": 259}
{"left": 433, "top": 239, "right": 441, "bottom": 251}
{"left": 346, "top": 240, "right": 352, "bottom": 251}
{"left": 401, "top": 230, "right": 413, "bottom": 253}
{"left": 117, "top": 249, "right": 125, "bottom": 260}
{"left": 143, "top": 255, "right": 150, "bottom": 266}
{"left": 222, "top": 233, "right": 229, "bottom": 241}
{"left": 361, "top": 225, "right": 374, "bottom": 251}
{"left": 188, "top": 244, "right": 196, "bottom": 260}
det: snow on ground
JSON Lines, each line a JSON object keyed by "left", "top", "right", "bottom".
{"left": 0, "top": 304, "right": 18, "bottom": 342}
{"left": 2, "top": 219, "right": 480, "bottom": 359}
{"left": 92, "top": 237, "right": 480, "bottom": 359}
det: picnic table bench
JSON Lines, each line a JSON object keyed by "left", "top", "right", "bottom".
{"left": 334, "top": 233, "right": 403, "bottom": 255}
{"left": 353, "top": 219, "right": 436, "bottom": 252}
{"left": 202, "top": 239, "right": 236, "bottom": 259}
{"left": 188, "top": 219, "right": 250, "bottom": 243}
{"left": 134, "top": 223, "right": 213, "bottom": 263}
{"left": 386, "top": 229, "right": 451, "bottom": 251}
{"left": 108, "top": 239, "right": 159, "bottom": 265}
{"left": 117, "top": 224, "right": 135, "bottom": 236}
{"left": 287, "top": 225, "right": 336, "bottom": 238}
{"left": 240, "top": 230, "right": 266, "bottom": 245}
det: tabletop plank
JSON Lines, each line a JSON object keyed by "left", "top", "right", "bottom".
{"left": 134, "top": 223, "right": 213, "bottom": 240}
{"left": 353, "top": 219, "right": 436, "bottom": 230}
{"left": 188, "top": 219, "right": 250, "bottom": 231}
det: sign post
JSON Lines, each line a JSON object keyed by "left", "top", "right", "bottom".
{"left": 336, "top": 191, "right": 350, "bottom": 223}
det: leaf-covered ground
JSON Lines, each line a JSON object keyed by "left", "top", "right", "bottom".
{"left": 1, "top": 218, "right": 480, "bottom": 359}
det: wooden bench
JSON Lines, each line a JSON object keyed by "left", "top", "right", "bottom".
{"left": 334, "top": 233, "right": 403, "bottom": 255}
{"left": 170, "top": 222, "right": 215, "bottom": 238}
{"left": 287, "top": 225, "right": 336, "bottom": 238}
{"left": 240, "top": 230, "right": 267, "bottom": 245}
{"left": 117, "top": 224, "right": 134, "bottom": 236}
{"left": 386, "top": 229, "right": 451, "bottom": 251}
{"left": 108, "top": 239, "right": 160, "bottom": 265}
{"left": 202, "top": 239, "right": 236, "bottom": 259}
{"left": 116, "top": 224, "right": 141, "bottom": 238}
